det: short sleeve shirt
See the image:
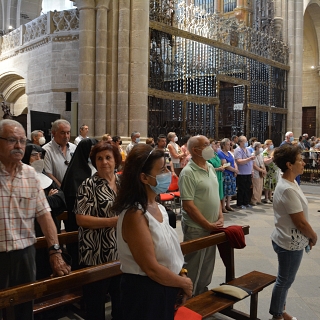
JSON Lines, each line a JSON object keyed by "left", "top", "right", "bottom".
{"left": 234, "top": 146, "right": 253, "bottom": 175}
{"left": 43, "top": 139, "right": 77, "bottom": 184}
{"left": 0, "top": 162, "right": 50, "bottom": 252}
{"left": 179, "top": 159, "right": 220, "bottom": 229}
{"left": 271, "top": 178, "right": 309, "bottom": 250}
{"left": 74, "top": 173, "right": 119, "bottom": 265}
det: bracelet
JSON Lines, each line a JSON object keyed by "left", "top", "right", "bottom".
{"left": 179, "top": 268, "right": 188, "bottom": 276}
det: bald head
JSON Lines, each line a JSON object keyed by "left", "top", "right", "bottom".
{"left": 187, "top": 135, "right": 210, "bottom": 156}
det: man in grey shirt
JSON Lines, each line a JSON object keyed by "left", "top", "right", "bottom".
{"left": 43, "top": 119, "right": 76, "bottom": 187}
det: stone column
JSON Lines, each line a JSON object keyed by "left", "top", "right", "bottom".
{"left": 286, "top": 0, "right": 303, "bottom": 137}
{"left": 95, "top": 0, "right": 110, "bottom": 137}
{"left": 117, "top": 0, "right": 131, "bottom": 137}
{"left": 214, "top": 0, "right": 221, "bottom": 14}
{"left": 76, "top": 0, "right": 96, "bottom": 134}
{"left": 128, "top": 0, "right": 149, "bottom": 137}
{"left": 273, "top": 0, "right": 284, "bottom": 40}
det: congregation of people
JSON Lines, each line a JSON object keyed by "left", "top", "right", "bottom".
{"left": 0, "top": 118, "right": 317, "bottom": 320}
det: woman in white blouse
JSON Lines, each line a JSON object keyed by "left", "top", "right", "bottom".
{"left": 112, "top": 144, "right": 192, "bottom": 320}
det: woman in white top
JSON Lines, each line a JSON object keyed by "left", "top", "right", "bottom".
{"left": 269, "top": 145, "right": 317, "bottom": 320}
{"left": 112, "top": 144, "right": 193, "bottom": 320}
{"left": 167, "top": 132, "right": 185, "bottom": 168}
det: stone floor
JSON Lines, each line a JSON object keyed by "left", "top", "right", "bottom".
{"left": 56, "top": 184, "right": 320, "bottom": 320}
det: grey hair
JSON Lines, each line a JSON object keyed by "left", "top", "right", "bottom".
{"left": 31, "top": 130, "right": 43, "bottom": 141}
{"left": 167, "top": 132, "right": 176, "bottom": 140}
{"left": 285, "top": 131, "right": 293, "bottom": 137}
{"left": 220, "top": 138, "right": 230, "bottom": 148}
{"left": 51, "top": 119, "right": 71, "bottom": 132}
{"left": 0, "top": 119, "right": 24, "bottom": 136}
{"left": 79, "top": 124, "right": 88, "bottom": 132}
{"left": 130, "top": 131, "right": 140, "bottom": 138}
{"left": 253, "top": 141, "right": 261, "bottom": 149}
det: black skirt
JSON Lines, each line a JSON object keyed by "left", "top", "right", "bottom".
{"left": 120, "top": 273, "right": 180, "bottom": 320}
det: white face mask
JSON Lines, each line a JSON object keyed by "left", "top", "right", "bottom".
{"left": 174, "top": 136, "right": 178, "bottom": 142}
{"left": 201, "top": 146, "right": 215, "bottom": 160}
{"left": 39, "top": 137, "right": 46, "bottom": 145}
{"left": 259, "top": 148, "right": 263, "bottom": 154}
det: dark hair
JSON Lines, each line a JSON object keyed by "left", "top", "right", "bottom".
{"left": 157, "top": 134, "right": 167, "bottom": 142}
{"left": 90, "top": 141, "right": 122, "bottom": 169}
{"left": 273, "top": 145, "right": 301, "bottom": 173}
{"left": 180, "top": 135, "right": 191, "bottom": 145}
{"left": 112, "top": 144, "right": 165, "bottom": 214}
{"left": 112, "top": 135, "right": 121, "bottom": 143}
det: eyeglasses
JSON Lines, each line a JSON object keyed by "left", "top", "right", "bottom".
{"left": 141, "top": 149, "right": 154, "bottom": 168}
{"left": 64, "top": 160, "right": 69, "bottom": 166}
{"left": 0, "top": 137, "right": 27, "bottom": 146}
{"left": 31, "top": 152, "right": 41, "bottom": 157}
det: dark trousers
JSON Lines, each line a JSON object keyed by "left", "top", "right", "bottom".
{"left": 120, "top": 273, "right": 179, "bottom": 320}
{"left": 82, "top": 274, "right": 122, "bottom": 320}
{"left": 0, "top": 246, "right": 36, "bottom": 320}
{"left": 236, "top": 174, "right": 252, "bottom": 206}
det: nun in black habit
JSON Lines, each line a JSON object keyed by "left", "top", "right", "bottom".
{"left": 61, "top": 138, "right": 98, "bottom": 269}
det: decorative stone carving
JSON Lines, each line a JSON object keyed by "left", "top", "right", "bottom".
{"left": 53, "top": 9, "right": 80, "bottom": 32}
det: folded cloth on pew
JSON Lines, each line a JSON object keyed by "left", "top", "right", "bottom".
{"left": 211, "top": 225, "right": 246, "bottom": 269}
{"left": 211, "top": 284, "right": 252, "bottom": 300}
{"left": 174, "top": 306, "right": 202, "bottom": 320}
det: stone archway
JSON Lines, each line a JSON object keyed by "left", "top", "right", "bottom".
{"left": 0, "top": 71, "right": 26, "bottom": 117}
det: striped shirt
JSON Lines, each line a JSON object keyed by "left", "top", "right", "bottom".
{"left": 0, "top": 161, "right": 51, "bottom": 252}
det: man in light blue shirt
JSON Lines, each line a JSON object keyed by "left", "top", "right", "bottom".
{"left": 234, "top": 135, "right": 255, "bottom": 209}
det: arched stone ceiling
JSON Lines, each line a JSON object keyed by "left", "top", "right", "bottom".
{"left": 0, "top": 72, "right": 25, "bottom": 102}
{"left": 305, "top": 3, "right": 320, "bottom": 66}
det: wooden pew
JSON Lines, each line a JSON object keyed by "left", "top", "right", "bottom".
{"left": 0, "top": 225, "right": 275, "bottom": 319}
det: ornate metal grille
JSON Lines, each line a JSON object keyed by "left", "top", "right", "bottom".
{"left": 148, "top": 1, "right": 288, "bottom": 142}
{"left": 224, "top": 0, "right": 237, "bottom": 13}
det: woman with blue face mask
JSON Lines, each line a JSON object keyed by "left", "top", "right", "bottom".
{"left": 263, "top": 139, "right": 279, "bottom": 203}
{"left": 112, "top": 144, "right": 193, "bottom": 320}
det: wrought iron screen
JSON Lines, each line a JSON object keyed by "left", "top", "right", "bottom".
{"left": 148, "top": 1, "right": 288, "bottom": 142}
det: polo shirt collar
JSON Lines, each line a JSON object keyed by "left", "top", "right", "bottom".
{"left": 52, "top": 138, "right": 70, "bottom": 149}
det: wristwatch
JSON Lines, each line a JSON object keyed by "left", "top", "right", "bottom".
{"left": 48, "top": 244, "right": 61, "bottom": 252}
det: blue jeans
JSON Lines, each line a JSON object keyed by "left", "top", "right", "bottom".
{"left": 269, "top": 241, "right": 303, "bottom": 317}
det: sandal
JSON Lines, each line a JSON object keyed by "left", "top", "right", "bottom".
{"left": 222, "top": 208, "right": 228, "bottom": 213}
{"left": 226, "top": 206, "right": 235, "bottom": 212}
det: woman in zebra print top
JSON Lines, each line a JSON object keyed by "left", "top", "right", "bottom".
{"left": 74, "top": 141, "right": 122, "bottom": 320}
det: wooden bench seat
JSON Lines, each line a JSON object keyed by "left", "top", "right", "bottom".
{"left": 0, "top": 225, "right": 275, "bottom": 320}
{"left": 33, "top": 288, "right": 83, "bottom": 314}
{"left": 184, "top": 270, "right": 276, "bottom": 320}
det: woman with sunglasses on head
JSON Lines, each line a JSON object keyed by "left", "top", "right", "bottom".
{"left": 112, "top": 144, "right": 193, "bottom": 320}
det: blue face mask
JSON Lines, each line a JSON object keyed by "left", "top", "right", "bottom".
{"left": 135, "top": 138, "right": 140, "bottom": 143}
{"left": 289, "top": 136, "right": 294, "bottom": 142}
{"left": 244, "top": 142, "right": 248, "bottom": 147}
{"left": 148, "top": 172, "right": 171, "bottom": 194}
{"left": 269, "top": 144, "right": 274, "bottom": 150}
